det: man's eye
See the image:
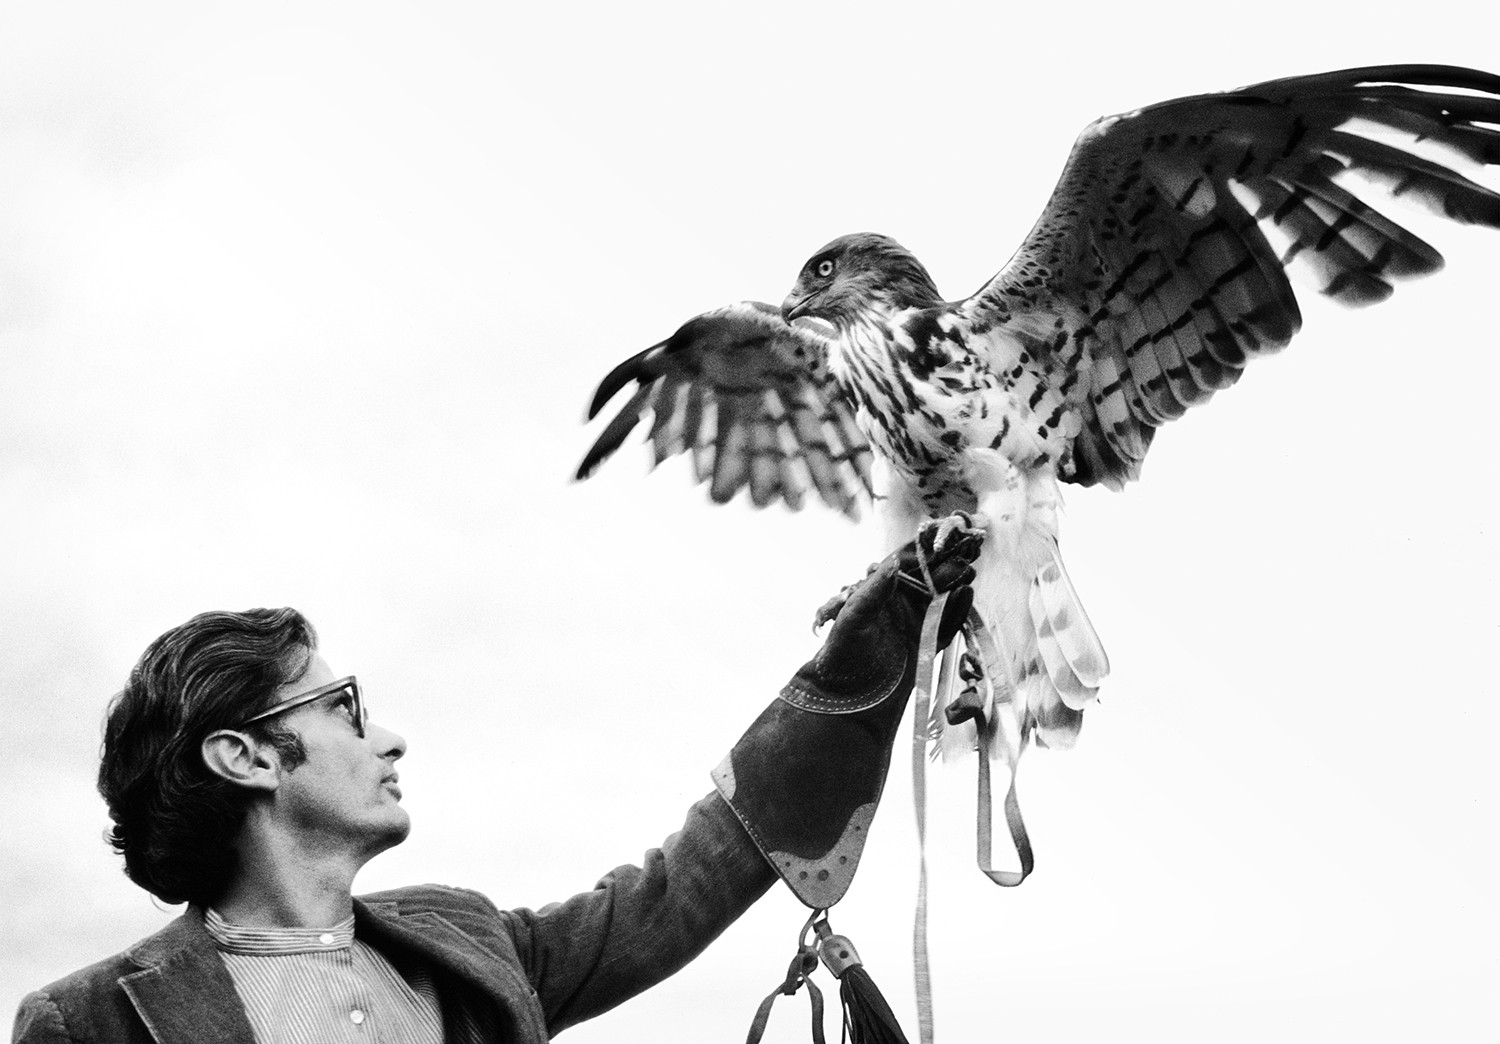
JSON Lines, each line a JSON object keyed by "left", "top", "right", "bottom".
{"left": 331, "top": 693, "right": 356, "bottom": 720}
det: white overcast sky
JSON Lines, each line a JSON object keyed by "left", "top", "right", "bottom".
{"left": 2, "top": 3, "right": 1497, "bottom": 1042}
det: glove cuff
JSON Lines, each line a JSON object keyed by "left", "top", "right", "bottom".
{"left": 713, "top": 672, "right": 911, "bottom": 909}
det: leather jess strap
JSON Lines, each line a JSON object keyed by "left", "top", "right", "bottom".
{"left": 908, "top": 595, "right": 1034, "bottom": 1043}
{"left": 958, "top": 608, "right": 1035, "bottom": 888}
{"left": 745, "top": 913, "right": 827, "bottom": 1044}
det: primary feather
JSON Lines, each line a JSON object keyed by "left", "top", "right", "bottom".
{"left": 577, "top": 301, "right": 873, "bottom": 518}
{"left": 579, "top": 64, "right": 1500, "bottom": 753}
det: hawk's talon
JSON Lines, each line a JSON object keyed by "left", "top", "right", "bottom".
{"left": 936, "top": 507, "right": 984, "bottom": 552}
{"left": 812, "top": 572, "right": 870, "bottom": 632}
{"left": 812, "top": 588, "right": 849, "bottom": 631}
{"left": 895, "top": 511, "right": 988, "bottom": 598}
{"left": 920, "top": 511, "right": 990, "bottom": 556}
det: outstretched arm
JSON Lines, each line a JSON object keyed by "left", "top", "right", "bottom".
{"left": 503, "top": 522, "right": 980, "bottom": 1034}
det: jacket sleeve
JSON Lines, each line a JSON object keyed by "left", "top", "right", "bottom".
{"left": 11, "top": 993, "right": 71, "bottom": 1044}
{"left": 500, "top": 789, "right": 776, "bottom": 1035}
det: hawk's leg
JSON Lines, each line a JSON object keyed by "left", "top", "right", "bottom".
{"left": 921, "top": 511, "right": 989, "bottom": 556}
{"left": 812, "top": 512, "right": 987, "bottom": 631}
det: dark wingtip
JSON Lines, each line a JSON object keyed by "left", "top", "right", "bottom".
{"left": 576, "top": 383, "right": 654, "bottom": 481}
{"left": 573, "top": 449, "right": 604, "bottom": 482}
{"left": 585, "top": 356, "right": 640, "bottom": 421}
{"left": 574, "top": 437, "right": 613, "bottom": 482}
{"left": 574, "top": 429, "right": 625, "bottom": 483}
{"left": 586, "top": 339, "right": 667, "bottom": 421}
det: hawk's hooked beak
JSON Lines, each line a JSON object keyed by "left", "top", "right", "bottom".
{"left": 780, "top": 290, "right": 816, "bottom": 324}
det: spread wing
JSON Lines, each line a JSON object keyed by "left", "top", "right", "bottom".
{"left": 577, "top": 301, "right": 873, "bottom": 518}
{"left": 966, "top": 64, "right": 1500, "bottom": 489}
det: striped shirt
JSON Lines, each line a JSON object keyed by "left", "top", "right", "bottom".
{"left": 204, "top": 907, "right": 445, "bottom": 1044}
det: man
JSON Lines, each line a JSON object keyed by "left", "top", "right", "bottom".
{"left": 13, "top": 526, "right": 979, "bottom": 1043}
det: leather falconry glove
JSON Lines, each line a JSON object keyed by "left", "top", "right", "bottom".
{"left": 714, "top": 520, "right": 981, "bottom": 909}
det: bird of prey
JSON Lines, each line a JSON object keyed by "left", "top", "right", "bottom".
{"left": 577, "top": 65, "right": 1500, "bottom": 757}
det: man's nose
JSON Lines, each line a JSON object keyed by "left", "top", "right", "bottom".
{"left": 369, "top": 722, "right": 407, "bottom": 760}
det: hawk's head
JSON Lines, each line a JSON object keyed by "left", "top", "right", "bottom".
{"left": 781, "top": 233, "right": 942, "bottom": 327}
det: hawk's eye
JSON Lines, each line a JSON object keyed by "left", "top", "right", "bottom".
{"left": 815, "top": 259, "right": 835, "bottom": 278}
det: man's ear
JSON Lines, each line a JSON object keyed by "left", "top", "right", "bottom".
{"left": 202, "top": 730, "right": 282, "bottom": 792}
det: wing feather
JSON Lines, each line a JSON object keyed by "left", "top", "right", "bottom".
{"left": 648, "top": 381, "right": 685, "bottom": 466}
{"left": 773, "top": 404, "right": 810, "bottom": 511}
{"left": 962, "top": 65, "right": 1500, "bottom": 489}
{"left": 691, "top": 395, "right": 717, "bottom": 487}
{"left": 747, "top": 390, "right": 784, "bottom": 508}
{"left": 578, "top": 301, "right": 872, "bottom": 518}
{"left": 1291, "top": 164, "right": 1444, "bottom": 278}
{"left": 679, "top": 382, "right": 706, "bottom": 456}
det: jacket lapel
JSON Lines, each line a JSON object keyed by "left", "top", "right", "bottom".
{"left": 111, "top": 899, "right": 542, "bottom": 1044}
{"left": 355, "top": 898, "right": 548, "bottom": 1043}
{"left": 118, "top": 908, "right": 257, "bottom": 1044}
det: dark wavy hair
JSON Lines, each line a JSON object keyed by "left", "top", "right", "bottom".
{"left": 98, "top": 607, "right": 318, "bottom": 906}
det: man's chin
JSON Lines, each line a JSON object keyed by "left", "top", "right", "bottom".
{"left": 388, "top": 809, "right": 412, "bottom": 844}
{"left": 369, "top": 809, "right": 412, "bottom": 855}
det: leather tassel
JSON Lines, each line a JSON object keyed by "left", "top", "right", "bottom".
{"left": 814, "top": 918, "right": 910, "bottom": 1044}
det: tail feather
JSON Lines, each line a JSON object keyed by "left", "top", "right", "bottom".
{"left": 968, "top": 534, "right": 1107, "bottom": 755}
{"left": 1028, "top": 582, "right": 1093, "bottom": 710}
{"left": 1030, "top": 548, "right": 1110, "bottom": 705}
{"left": 1030, "top": 697, "right": 1084, "bottom": 750}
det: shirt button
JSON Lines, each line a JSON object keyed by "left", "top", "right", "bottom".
{"left": 350, "top": 1009, "right": 366, "bottom": 1025}
{"left": 319, "top": 933, "right": 335, "bottom": 945}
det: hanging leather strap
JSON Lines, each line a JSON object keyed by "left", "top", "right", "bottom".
{"left": 959, "top": 608, "right": 1034, "bottom": 888}
{"left": 907, "top": 597, "right": 1036, "bottom": 1044}
{"left": 908, "top": 591, "right": 952, "bottom": 1044}
{"left": 745, "top": 914, "right": 828, "bottom": 1044}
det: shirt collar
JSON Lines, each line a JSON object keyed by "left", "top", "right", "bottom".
{"left": 204, "top": 907, "right": 357, "bottom": 955}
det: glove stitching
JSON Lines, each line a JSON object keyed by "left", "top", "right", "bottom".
{"left": 777, "top": 647, "right": 909, "bottom": 714}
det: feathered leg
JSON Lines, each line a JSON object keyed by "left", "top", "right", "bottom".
{"left": 962, "top": 452, "right": 1109, "bottom": 752}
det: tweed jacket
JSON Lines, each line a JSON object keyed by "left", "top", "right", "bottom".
{"left": 12, "top": 792, "right": 776, "bottom": 1043}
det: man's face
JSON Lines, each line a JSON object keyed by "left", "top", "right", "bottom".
{"left": 267, "top": 654, "right": 410, "bottom": 859}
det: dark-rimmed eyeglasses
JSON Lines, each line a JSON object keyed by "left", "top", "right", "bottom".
{"left": 239, "top": 676, "right": 367, "bottom": 738}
